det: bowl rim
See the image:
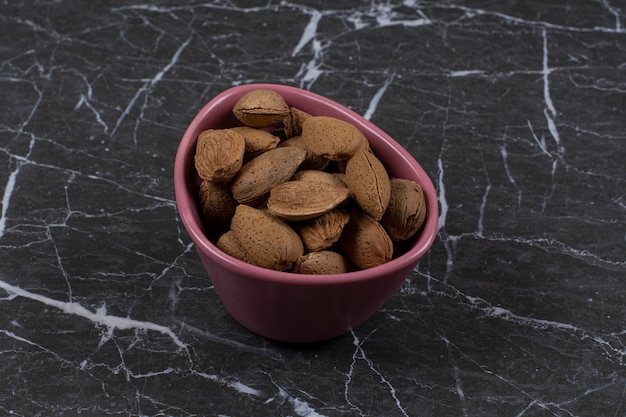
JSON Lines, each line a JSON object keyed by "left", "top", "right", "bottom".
{"left": 174, "top": 83, "right": 438, "bottom": 286}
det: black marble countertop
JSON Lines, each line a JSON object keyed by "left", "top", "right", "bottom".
{"left": 1, "top": 1, "right": 625, "bottom": 416}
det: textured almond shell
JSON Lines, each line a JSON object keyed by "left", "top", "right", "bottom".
{"left": 230, "top": 205, "right": 303, "bottom": 271}
{"left": 339, "top": 209, "right": 393, "bottom": 270}
{"left": 198, "top": 180, "right": 238, "bottom": 229}
{"left": 283, "top": 106, "right": 313, "bottom": 138}
{"left": 230, "top": 147, "right": 307, "bottom": 205}
{"left": 293, "top": 251, "right": 354, "bottom": 275}
{"left": 345, "top": 149, "right": 391, "bottom": 221}
{"left": 267, "top": 181, "right": 350, "bottom": 221}
{"left": 232, "top": 89, "right": 290, "bottom": 128}
{"left": 381, "top": 178, "right": 427, "bottom": 241}
{"left": 194, "top": 129, "right": 245, "bottom": 182}
{"left": 216, "top": 230, "right": 253, "bottom": 264}
{"left": 229, "top": 126, "right": 280, "bottom": 158}
{"left": 278, "top": 136, "right": 330, "bottom": 171}
{"left": 301, "top": 116, "right": 368, "bottom": 161}
{"left": 290, "top": 170, "right": 347, "bottom": 189}
{"left": 297, "top": 209, "right": 350, "bottom": 252}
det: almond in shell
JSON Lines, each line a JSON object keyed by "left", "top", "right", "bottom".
{"left": 229, "top": 205, "right": 303, "bottom": 271}
{"left": 293, "top": 250, "right": 354, "bottom": 275}
{"left": 194, "top": 129, "right": 245, "bottom": 182}
{"left": 229, "top": 126, "right": 280, "bottom": 159}
{"left": 198, "top": 180, "right": 238, "bottom": 230}
{"left": 216, "top": 230, "right": 253, "bottom": 264}
{"left": 232, "top": 89, "right": 290, "bottom": 128}
{"left": 267, "top": 181, "right": 350, "bottom": 221}
{"left": 290, "top": 170, "right": 347, "bottom": 188}
{"left": 345, "top": 149, "right": 391, "bottom": 221}
{"left": 297, "top": 208, "right": 350, "bottom": 252}
{"left": 301, "top": 116, "right": 368, "bottom": 161}
{"left": 283, "top": 106, "right": 312, "bottom": 138}
{"left": 278, "top": 136, "right": 330, "bottom": 171}
{"left": 338, "top": 208, "right": 393, "bottom": 270}
{"left": 230, "top": 146, "right": 307, "bottom": 205}
{"left": 381, "top": 178, "right": 427, "bottom": 241}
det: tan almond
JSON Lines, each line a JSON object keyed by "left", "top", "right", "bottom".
{"left": 381, "top": 178, "right": 427, "bottom": 241}
{"left": 333, "top": 172, "right": 348, "bottom": 188}
{"left": 345, "top": 149, "right": 391, "bottom": 221}
{"left": 229, "top": 126, "right": 280, "bottom": 159}
{"left": 290, "top": 170, "right": 347, "bottom": 188}
{"left": 267, "top": 181, "right": 350, "bottom": 221}
{"left": 216, "top": 230, "right": 253, "bottom": 264}
{"left": 283, "top": 106, "right": 313, "bottom": 138}
{"left": 297, "top": 208, "right": 350, "bottom": 252}
{"left": 301, "top": 116, "right": 368, "bottom": 161}
{"left": 230, "top": 205, "right": 303, "bottom": 271}
{"left": 232, "top": 89, "right": 290, "bottom": 128}
{"left": 293, "top": 251, "right": 354, "bottom": 275}
{"left": 278, "top": 135, "right": 330, "bottom": 171}
{"left": 338, "top": 209, "right": 393, "bottom": 270}
{"left": 194, "top": 129, "right": 245, "bottom": 182}
{"left": 230, "top": 147, "right": 307, "bottom": 205}
{"left": 334, "top": 140, "right": 371, "bottom": 173}
{"left": 198, "top": 180, "right": 238, "bottom": 230}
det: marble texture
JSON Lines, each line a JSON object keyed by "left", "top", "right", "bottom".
{"left": 1, "top": 1, "right": 625, "bottom": 416}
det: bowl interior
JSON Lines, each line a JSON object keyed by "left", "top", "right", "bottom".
{"left": 174, "top": 83, "right": 438, "bottom": 285}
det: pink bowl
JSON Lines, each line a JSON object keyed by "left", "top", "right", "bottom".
{"left": 174, "top": 84, "right": 438, "bottom": 343}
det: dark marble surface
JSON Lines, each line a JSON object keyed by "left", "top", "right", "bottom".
{"left": 1, "top": 1, "right": 625, "bottom": 416}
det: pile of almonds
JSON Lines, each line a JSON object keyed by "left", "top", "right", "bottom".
{"left": 194, "top": 89, "right": 426, "bottom": 274}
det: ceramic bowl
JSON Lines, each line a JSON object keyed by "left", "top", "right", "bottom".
{"left": 174, "top": 83, "right": 438, "bottom": 343}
